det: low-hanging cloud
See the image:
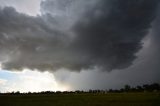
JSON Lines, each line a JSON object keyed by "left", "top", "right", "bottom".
{"left": 0, "top": 0, "right": 159, "bottom": 72}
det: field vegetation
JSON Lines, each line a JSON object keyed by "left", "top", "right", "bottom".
{"left": 0, "top": 83, "right": 160, "bottom": 106}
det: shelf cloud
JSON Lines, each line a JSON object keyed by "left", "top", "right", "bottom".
{"left": 0, "top": 0, "right": 159, "bottom": 72}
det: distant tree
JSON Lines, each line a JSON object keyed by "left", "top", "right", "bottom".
{"left": 14, "top": 91, "right": 20, "bottom": 94}
{"left": 120, "top": 88, "right": 124, "bottom": 92}
{"left": 124, "top": 85, "right": 131, "bottom": 92}
{"left": 143, "top": 84, "right": 150, "bottom": 91}
{"left": 150, "top": 83, "right": 160, "bottom": 91}
{"left": 56, "top": 91, "right": 62, "bottom": 94}
{"left": 75, "top": 90, "right": 81, "bottom": 93}
{"left": 136, "top": 86, "right": 143, "bottom": 92}
{"left": 28, "top": 92, "right": 31, "bottom": 94}
{"left": 89, "top": 89, "right": 93, "bottom": 93}
{"left": 108, "top": 89, "right": 113, "bottom": 93}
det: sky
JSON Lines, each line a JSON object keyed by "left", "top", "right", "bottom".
{"left": 0, "top": 0, "right": 160, "bottom": 92}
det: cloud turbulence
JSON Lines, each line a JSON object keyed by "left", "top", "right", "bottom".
{"left": 0, "top": 0, "right": 159, "bottom": 72}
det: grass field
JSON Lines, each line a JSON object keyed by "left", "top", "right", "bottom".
{"left": 0, "top": 93, "right": 160, "bottom": 106}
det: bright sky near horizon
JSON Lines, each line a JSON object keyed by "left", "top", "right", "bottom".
{"left": 0, "top": 69, "right": 70, "bottom": 92}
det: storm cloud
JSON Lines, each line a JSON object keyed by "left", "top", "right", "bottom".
{"left": 0, "top": 0, "right": 159, "bottom": 72}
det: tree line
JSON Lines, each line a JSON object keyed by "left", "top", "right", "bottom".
{"left": 0, "top": 83, "right": 160, "bottom": 95}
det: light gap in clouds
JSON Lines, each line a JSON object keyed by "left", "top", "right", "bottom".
{"left": 0, "top": 0, "right": 41, "bottom": 16}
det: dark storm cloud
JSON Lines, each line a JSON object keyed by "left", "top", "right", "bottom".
{"left": 0, "top": 0, "right": 159, "bottom": 71}
{"left": 71, "top": 0, "right": 160, "bottom": 70}
{"left": 0, "top": 7, "right": 71, "bottom": 71}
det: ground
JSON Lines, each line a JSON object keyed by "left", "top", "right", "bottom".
{"left": 0, "top": 92, "right": 160, "bottom": 106}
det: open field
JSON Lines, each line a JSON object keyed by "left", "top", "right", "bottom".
{"left": 0, "top": 93, "right": 160, "bottom": 106}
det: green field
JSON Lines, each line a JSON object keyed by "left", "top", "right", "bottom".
{"left": 0, "top": 93, "right": 160, "bottom": 106}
